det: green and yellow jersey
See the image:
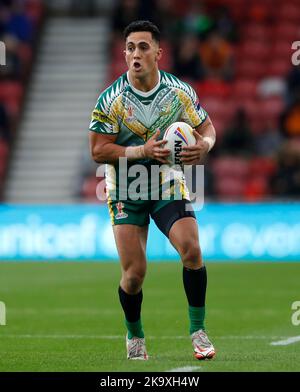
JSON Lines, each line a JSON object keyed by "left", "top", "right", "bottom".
{"left": 89, "top": 70, "right": 207, "bottom": 202}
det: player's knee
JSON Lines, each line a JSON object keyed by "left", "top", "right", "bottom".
{"left": 179, "top": 241, "right": 202, "bottom": 267}
{"left": 123, "top": 271, "right": 145, "bottom": 294}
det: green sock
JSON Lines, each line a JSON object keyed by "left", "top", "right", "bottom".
{"left": 189, "top": 305, "right": 205, "bottom": 335}
{"left": 125, "top": 319, "right": 144, "bottom": 339}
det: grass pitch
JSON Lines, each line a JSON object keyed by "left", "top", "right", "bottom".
{"left": 0, "top": 262, "right": 299, "bottom": 372}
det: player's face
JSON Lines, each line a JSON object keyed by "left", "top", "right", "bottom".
{"left": 125, "top": 32, "right": 162, "bottom": 78}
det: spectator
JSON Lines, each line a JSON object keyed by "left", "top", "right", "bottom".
{"left": 6, "top": 0, "right": 33, "bottom": 43}
{"left": 176, "top": 1, "right": 214, "bottom": 40}
{"left": 255, "top": 119, "right": 282, "bottom": 157}
{"left": 281, "top": 95, "right": 300, "bottom": 138}
{"left": 270, "top": 141, "right": 300, "bottom": 198}
{"left": 0, "top": 103, "right": 11, "bottom": 144}
{"left": 111, "top": 0, "right": 140, "bottom": 39}
{"left": 199, "top": 30, "right": 234, "bottom": 81}
{"left": 219, "top": 108, "right": 255, "bottom": 156}
{"left": 285, "top": 65, "right": 300, "bottom": 106}
{"left": 0, "top": 33, "right": 21, "bottom": 80}
{"left": 172, "top": 34, "right": 204, "bottom": 83}
{"left": 213, "top": 6, "right": 238, "bottom": 43}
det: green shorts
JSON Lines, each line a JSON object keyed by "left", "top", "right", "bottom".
{"left": 107, "top": 198, "right": 196, "bottom": 237}
{"left": 107, "top": 198, "right": 173, "bottom": 226}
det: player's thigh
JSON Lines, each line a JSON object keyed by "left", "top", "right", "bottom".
{"left": 113, "top": 224, "right": 148, "bottom": 273}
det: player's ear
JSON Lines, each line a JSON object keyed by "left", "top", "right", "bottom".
{"left": 156, "top": 47, "right": 163, "bottom": 61}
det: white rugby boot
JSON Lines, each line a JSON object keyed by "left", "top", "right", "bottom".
{"left": 126, "top": 334, "right": 149, "bottom": 360}
{"left": 191, "top": 329, "right": 216, "bottom": 360}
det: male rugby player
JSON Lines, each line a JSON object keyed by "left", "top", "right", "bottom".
{"left": 89, "top": 21, "right": 216, "bottom": 360}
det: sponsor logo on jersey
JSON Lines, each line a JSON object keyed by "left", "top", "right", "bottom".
{"left": 115, "top": 202, "right": 128, "bottom": 220}
{"left": 92, "top": 109, "right": 114, "bottom": 124}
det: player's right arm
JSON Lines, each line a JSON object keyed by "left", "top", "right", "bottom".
{"left": 89, "top": 129, "right": 170, "bottom": 164}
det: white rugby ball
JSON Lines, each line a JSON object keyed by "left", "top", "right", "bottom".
{"left": 163, "top": 122, "right": 196, "bottom": 168}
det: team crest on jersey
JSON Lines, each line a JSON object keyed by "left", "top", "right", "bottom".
{"left": 115, "top": 202, "right": 128, "bottom": 220}
{"left": 125, "top": 106, "right": 135, "bottom": 122}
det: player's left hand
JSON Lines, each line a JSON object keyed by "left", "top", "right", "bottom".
{"left": 180, "top": 130, "right": 209, "bottom": 165}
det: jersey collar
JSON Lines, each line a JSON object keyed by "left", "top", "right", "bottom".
{"left": 127, "top": 71, "right": 161, "bottom": 97}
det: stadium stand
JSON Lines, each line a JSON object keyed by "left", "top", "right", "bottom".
{"left": 1, "top": 0, "right": 300, "bottom": 202}
{"left": 0, "top": 0, "right": 44, "bottom": 199}
{"left": 91, "top": 0, "right": 299, "bottom": 202}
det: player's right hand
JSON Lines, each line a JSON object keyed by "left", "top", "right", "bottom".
{"left": 144, "top": 129, "right": 171, "bottom": 164}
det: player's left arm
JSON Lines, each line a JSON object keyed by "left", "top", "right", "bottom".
{"left": 180, "top": 117, "right": 216, "bottom": 164}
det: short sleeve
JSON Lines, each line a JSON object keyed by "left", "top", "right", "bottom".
{"left": 179, "top": 86, "right": 207, "bottom": 128}
{"left": 89, "top": 95, "right": 119, "bottom": 135}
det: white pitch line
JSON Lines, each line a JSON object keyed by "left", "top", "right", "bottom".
{"left": 0, "top": 334, "right": 292, "bottom": 340}
{"left": 270, "top": 336, "right": 300, "bottom": 346}
{"left": 166, "top": 366, "right": 202, "bottom": 372}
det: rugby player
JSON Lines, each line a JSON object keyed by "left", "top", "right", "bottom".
{"left": 89, "top": 20, "right": 216, "bottom": 360}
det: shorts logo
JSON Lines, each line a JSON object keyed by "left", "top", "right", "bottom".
{"left": 115, "top": 202, "right": 128, "bottom": 219}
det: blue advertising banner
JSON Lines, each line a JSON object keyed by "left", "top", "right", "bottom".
{"left": 0, "top": 203, "right": 299, "bottom": 261}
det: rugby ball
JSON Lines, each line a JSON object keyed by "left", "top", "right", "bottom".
{"left": 163, "top": 122, "right": 196, "bottom": 168}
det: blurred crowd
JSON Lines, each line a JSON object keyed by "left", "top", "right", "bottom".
{"left": 0, "top": 0, "right": 43, "bottom": 196}
{"left": 81, "top": 0, "right": 300, "bottom": 202}
{"left": 0, "top": 0, "right": 299, "bottom": 202}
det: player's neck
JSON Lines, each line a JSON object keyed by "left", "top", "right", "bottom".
{"left": 128, "top": 70, "right": 160, "bottom": 93}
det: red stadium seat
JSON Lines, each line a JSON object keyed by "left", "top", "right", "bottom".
{"left": 242, "top": 24, "right": 272, "bottom": 42}
{"left": 0, "top": 82, "right": 24, "bottom": 116}
{"left": 212, "top": 156, "right": 250, "bottom": 178}
{"left": 0, "top": 140, "right": 9, "bottom": 177}
{"left": 274, "top": 23, "right": 300, "bottom": 41}
{"left": 244, "top": 175, "right": 269, "bottom": 201}
{"left": 272, "top": 40, "right": 293, "bottom": 61}
{"left": 215, "top": 177, "right": 246, "bottom": 199}
{"left": 277, "top": 3, "right": 300, "bottom": 22}
{"left": 259, "top": 96, "right": 285, "bottom": 123}
{"left": 236, "top": 60, "right": 267, "bottom": 80}
{"left": 238, "top": 41, "right": 271, "bottom": 61}
{"left": 248, "top": 156, "right": 277, "bottom": 177}
{"left": 232, "top": 79, "right": 258, "bottom": 100}
{"left": 25, "top": 0, "right": 44, "bottom": 26}
{"left": 267, "top": 59, "right": 291, "bottom": 78}
{"left": 195, "top": 80, "right": 232, "bottom": 99}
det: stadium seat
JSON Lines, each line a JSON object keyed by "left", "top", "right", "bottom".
{"left": 215, "top": 177, "right": 246, "bottom": 199}
{"left": 259, "top": 96, "right": 285, "bottom": 123}
{"left": 195, "top": 80, "right": 232, "bottom": 98}
{"left": 272, "top": 41, "right": 293, "bottom": 61}
{"left": 0, "top": 82, "right": 24, "bottom": 116}
{"left": 274, "top": 22, "right": 300, "bottom": 41}
{"left": 212, "top": 156, "right": 250, "bottom": 178}
{"left": 236, "top": 60, "right": 267, "bottom": 80}
{"left": 267, "top": 59, "right": 291, "bottom": 78}
{"left": 242, "top": 24, "right": 272, "bottom": 41}
{"left": 25, "top": 0, "right": 44, "bottom": 26}
{"left": 248, "top": 156, "right": 277, "bottom": 177}
{"left": 238, "top": 41, "right": 271, "bottom": 61}
{"left": 232, "top": 79, "right": 258, "bottom": 100}
{"left": 277, "top": 3, "right": 300, "bottom": 22}
{"left": 244, "top": 175, "right": 269, "bottom": 201}
{"left": 0, "top": 140, "right": 9, "bottom": 178}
